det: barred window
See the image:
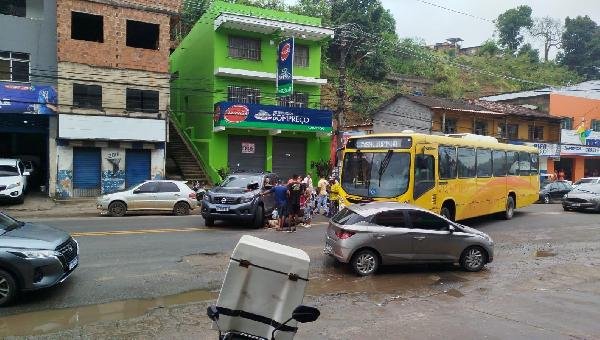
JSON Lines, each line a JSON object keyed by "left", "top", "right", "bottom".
{"left": 591, "top": 119, "right": 600, "bottom": 132}
{"left": 294, "top": 45, "right": 309, "bottom": 67}
{"left": 278, "top": 92, "right": 308, "bottom": 108}
{"left": 227, "top": 86, "right": 261, "bottom": 104}
{"left": 444, "top": 118, "right": 457, "bottom": 134}
{"left": 474, "top": 120, "right": 488, "bottom": 136}
{"left": 528, "top": 125, "right": 544, "bottom": 141}
{"left": 228, "top": 36, "right": 261, "bottom": 60}
{"left": 126, "top": 88, "right": 159, "bottom": 113}
{"left": 73, "top": 84, "right": 102, "bottom": 110}
{"left": 500, "top": 124, "right": 519, "bottom": 140}
{"left": 561, "top": 118, "right": 574, "bottom": 130}
{"left": 0, "top": 51, "right": 29, "bottom": 82}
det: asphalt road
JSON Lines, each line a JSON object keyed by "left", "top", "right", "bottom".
{"left": 2, "top": 203, "right": 600, "bottom": 339}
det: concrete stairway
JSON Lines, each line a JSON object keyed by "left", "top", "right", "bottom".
{"left": 166, "top": 122, "right": 210, "bottom": 184}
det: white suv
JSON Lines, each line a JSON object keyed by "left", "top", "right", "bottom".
{"left": 573, "top": 177, "right": 600, "bottom": 187}
{"left": 0, "top": 159, "right": 29, "bottom": 203}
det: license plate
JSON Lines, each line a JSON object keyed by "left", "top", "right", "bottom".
{"left": 68, "top": 256, "right": 79, "bottom": 270}
{"left": 323, "top": 244, "right": 333, "bottom": 255}
{"left": 571, "top": 203, "right": 580, "bottom": 207}
{"left": 216, "top": 205, "right": 229, "bottom": 212}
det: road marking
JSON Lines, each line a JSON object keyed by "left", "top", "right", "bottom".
{"left": 71, "top": 227, "right": 211, "bottom": 237}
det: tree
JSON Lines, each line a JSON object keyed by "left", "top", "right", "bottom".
{"left": 477, "top": 40, "right": 501, "bottom": 57}
{"left": 518, "top": 43, "right": 539, "bottom": 63}
{"left": 559, "top": 16, "right": 600, "bottom": 79}
{"left": 529, "top": 17, "right": 563, "bottom": 62}
{"left": 496, "top": 5, "right": 533, "bottom": 52}
{"left": 289, "top": 0, "right": 332, "bottom": 26}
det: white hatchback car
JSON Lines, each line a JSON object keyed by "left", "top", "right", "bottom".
{"left": 96, "top": 180, "right": 198, "bottom": 217}
{"left": 0, "top": 158, "right": 29, "bottom": 203}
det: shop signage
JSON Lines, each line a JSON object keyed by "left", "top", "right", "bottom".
{"left": 0, "top": 81, "right": 57, "bottom": 114}
{"left": 524, "top": 142, "right": 560, "bottom": 157}
{"left": 214, "top": 102, "right": 332, "bottom": 133}
{"left": 276, "top": 37, "right": 294, "bottom": 96}
{"left": 241, "top": 142, "right": 255, "bottom": 154}
{"left": 560, "top": 129, "right": 600, "bottom": 156}
{"left": 560, "top": 144, "right": 600, "bottom": 156}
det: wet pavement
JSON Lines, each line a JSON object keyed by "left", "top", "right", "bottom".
{"left": 2, "top": 204, "right": 600, "bottom": 339}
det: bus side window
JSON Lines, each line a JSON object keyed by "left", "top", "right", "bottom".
{"left": 518, "top": 151, "right": 530, "bottom": 176}
{"left": 414, "top": 154, "right": 435, "bottom": 199}
{"left": 507, "top": 151, "right": 518, "bottom": 175}
{"left": 530, "top": 153, "right": 539, "bottom": 175}
{"left": 492, "top": 150, "right": 507, "bottom": 177}
{"left": 457, "top": 147, "right": 476, "bottom": 178}
{"left": 439, "top": 145, "right": 457, "bottom": 179}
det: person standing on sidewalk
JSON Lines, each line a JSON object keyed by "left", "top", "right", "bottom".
{"left": 328, "top": 178, "right": 341, "bottom": 217}
{"left": 316, "top": 175, "right": 329, "bottom": 215}
{"left": 287, "top": 174, "right": 305, "bottom": 230}
{"left": 301, "top": 187, "right": 313, "bottom": 228}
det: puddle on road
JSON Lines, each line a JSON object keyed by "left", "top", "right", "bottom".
{"left": 444, "top": 288, "right": 465, "bottom": 298}
{"left": 0, "top": 289, "right": 217, "bottom": 337}
{"left": 535, "top": 250, "right": 557, "bottom": 257}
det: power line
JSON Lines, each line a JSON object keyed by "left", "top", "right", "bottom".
{"left": 414, "top": 0, "right": 495, "bottom": 23}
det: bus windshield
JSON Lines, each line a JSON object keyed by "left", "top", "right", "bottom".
{"left": 341, "top": 151, "right": 410, "bottom": 198}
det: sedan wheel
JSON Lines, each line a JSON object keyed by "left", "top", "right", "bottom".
{"left": 460, "top": 247, "right": 486, "bottom": 272}
{"left": 0, "top": 269, "right": 17, "bottom": 307}
{"left": 351, "top": 249, "right": 379, "bottom": 276}
{"left": 108, "top": 201, "right": 127, "bottom": 217}
{"left": 173, "top": 202, "right": 190, "bottom": 216}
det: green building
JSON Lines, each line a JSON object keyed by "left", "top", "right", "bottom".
{"left": 170, "top": 1, "right": 334, "bottom": 183}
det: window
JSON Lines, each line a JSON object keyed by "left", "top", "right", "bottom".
{"left": 126, "top": 20, "right": 159, "bottom": 50}
{"left": 518, "top": 151, "right": 530, "bottom": 176}
{"left": 492, "top": 150, "right": 507, "bottom": 177}
{"left": 474, "top": 120, "right": 488, "bottom": 136}
{"left": 332, "top": 208, "right": 369, "bottom": 225}
{"left": 530, "top": 153, "right": 539, "bottom": 175}
{"left": 278, "top": 92, "right": 308, "bottom": 108}
{"left": 135, "top": 182, "right": 158, "bottom": 193}
{"left": 500, "top": 124, "right": 519, "bottom": 140}
{"left": 374, "top": 210, "right": 406, "bottom": 228}
{"left": 414, "top": 154, "right": 435, "bottom": 199}
{"left": 158, "top": 182, "right": 180, "bottom": 193}
{"left": 476, "top": 148, "right": 492, "bottom": 177}
{"left": 228, "top": 36, "right": 261, "bottom": 60}
{"left": 73, "top": 84, "right": 102, "bottom": 109}
{"left": 592, "top": 120, "right": 600, "bottom": 132}
{"left": 294, "top": 45, "right": 309, "bottom": 67}
{"left": 0, "top": 0, "right": 25, "bottom": 17}
{"left": 407, "top": 210, "right": 449, "bottom": 230}
{"left": 562, "top": 118, "right": 574, "bottom": 130}
{"left": 0, "top": 51, "right": 29, "bottom": 82}
{"left": 439, "top": 146, "right": 457, "bottom": 179}
{"left": 126, "top": 89, "right": 159, "bottom": 113}
{"left": 507, "top": 151, "right": 519, "bottom": 175}
{"left": 528, "top": 125, "right": 544, "bottom": 141}
{"left": 227, "top": 86, "right": 260, "bottom": 104}
{"left": 457, "top": 147, "right": 476, "bottom": 178}
{"left": 71, "top": 12, "right": 104, "bottom": 43}
{"left": 443, "top": 118, "right": 457, "bottom": 134}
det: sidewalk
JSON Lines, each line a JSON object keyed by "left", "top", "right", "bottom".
{"left": 0, "top": 193, "right": 99, "bottom": 219}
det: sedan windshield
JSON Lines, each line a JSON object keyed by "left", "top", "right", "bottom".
{"left": 0, "top": 165, "right": 19, "bottom": 177}
{"left": 572, "top": 184, "right": 600, "bottom": 195}
{"left": 221, "top": 175, "right": 262, "bottom": 188}
{"left": 341, "top": 152, "right": 410, "bottom": 198}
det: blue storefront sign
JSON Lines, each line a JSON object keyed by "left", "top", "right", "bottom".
{"left": 214, "top": 101, "right": 332, "bottom": 132}
{"left": 0, "top": 81, "right": 58, "bottom": 114}
{"left": 276, "top": 37, "right": 294, "bottom": 96}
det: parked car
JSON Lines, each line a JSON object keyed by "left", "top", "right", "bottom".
{"left": 538, "top": 180, "right": 572, "bottom": 204}
{"left": 0, "top": 158, "right": 30, "bottom": 204}
{"left": 0, "top": 211, "right": 79, "bottom": 306}
{"left": 562, "top": 184, "right": 600, "bottom": 212}
{"left": 96, "top": 180, "right": 198, "bottom": 217}
{"left": 323, "top": 202, "right": 494, "bottom": 276}
{"left": 572, "top": 177, "right": 600, "bottom": 187}
{"left": 201, "top": 172, "right": 278, "bottom": 228}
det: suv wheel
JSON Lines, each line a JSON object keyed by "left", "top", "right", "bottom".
{"left": 173, "top": 202, "right": 190, "bottom": 216}
{"left": 543, "top": 194, "right": 551, "bottom": 204}
{"left": 253, "top": 205, "right": 264, "bottom": 229}
{"left": 204, "top": 217, "right": 214, "bottom": 227}
{"left": 351, "top": 249, "right": 379, "bottom": 276}
{"left": 108, "top": 201, "right": 127, "bottom": 217}
{"left": 0, "top": 269, "right": 17, "bottom": 307}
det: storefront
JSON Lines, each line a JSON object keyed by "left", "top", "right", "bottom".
{"left": 212, "top": 102, "right": 332, "bottom": 180}
{"left": 524, "top": 142, "right": 560, "bottom": 174}
{"left": 548, "top": 129, "right": 600, "bottom": 182}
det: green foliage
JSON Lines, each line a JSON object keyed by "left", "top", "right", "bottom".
{"left": 559, "top": 16, "right": 600, "bottom": 80}
{"left": 478, "top": 40, "right": 501, "bottom": 57}
{"left": 496, "top": 5, "right": 533, "bottom": 51}
{"left": 518, "top": 43, "right": 540, "bottom": 64}
{"left": 289, "top": 0, "right": 333, "bottom": 26}
{"left": 310, "top": 159, "right": 332, "bottom": 178}
{"left": 217, "top": 167, "right": 230, "bottom": 181}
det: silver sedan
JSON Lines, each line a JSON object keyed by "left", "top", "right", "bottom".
{"left": 324, "top": 202, "right": 494, "bottom": 276}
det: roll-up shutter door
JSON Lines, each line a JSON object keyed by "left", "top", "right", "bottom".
{"left": 272, "top": 137, "right": 306, "bottom": 182}
{"left": 73, "top": 148, "right": 101, "bottom": 197}
{"left": 228, "top": 135, "right": 266, "bottom": 173}
{"left": 126, "top": 149, "right": 151, "bottom": 188}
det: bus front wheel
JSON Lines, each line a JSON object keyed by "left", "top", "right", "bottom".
{"left": 440, "top": 204, "right": 455, "bottom": 222}
{"left": 504, "top": 196, "right": 515, "bottom": 220}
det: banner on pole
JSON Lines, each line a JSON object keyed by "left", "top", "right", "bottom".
{"left": 276, "top": 37, "right": 294, "bottom": 96}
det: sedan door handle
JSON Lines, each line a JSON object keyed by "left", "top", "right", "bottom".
{"left": 174, "top": 193, "right": 180, "bottom": 197}
{"left": 413, "top": 236, "right": 426, "bottom": 241}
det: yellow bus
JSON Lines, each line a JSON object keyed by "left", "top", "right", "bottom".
{"left": 339, "top": 132, "right": 540, "bottom": 221}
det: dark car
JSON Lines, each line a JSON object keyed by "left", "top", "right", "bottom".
{"left": 0, "top": 211, "right": 79, "bottom": 306}
{"left": 562, "top": 184, "right": 600, "bottom": 212}
{"left": 539, "top": 181, "right": 572, "bottom": 204}
{"left": 201, "top": 172, "right": 278, "bottom": 228}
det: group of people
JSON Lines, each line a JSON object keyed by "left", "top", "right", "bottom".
{"left": 262, "top": 174, "right": 341, "bottom": 232}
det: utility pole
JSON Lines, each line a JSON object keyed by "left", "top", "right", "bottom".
{"left": 334, "top": 34, "right": 349, "bottom": 164}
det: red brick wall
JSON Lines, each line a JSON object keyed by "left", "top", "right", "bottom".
{"left": 57, "top": 0, "right": 178, "bottom": 73}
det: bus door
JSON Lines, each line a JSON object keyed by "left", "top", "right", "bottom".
{"left": 412, "top": 143, "right": 438, "bottom": 212}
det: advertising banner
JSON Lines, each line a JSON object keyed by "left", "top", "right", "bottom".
{"left": 560, "top": 128, "right": 600, "bottom": 156}
{"left": 276, "top": 37, "right": 294, "bottom": 96}
{"left": 214, "top": 102, "right": 332, "bottom": 133}
{"left": 0, "top": 81, "right": 58, "bottom": 114}
{"left": 524, "top": 142, "right": 560, "bottom": 157}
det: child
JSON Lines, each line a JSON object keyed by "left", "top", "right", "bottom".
{"left": 301, "top": 187, "right": 313, "bottom": 228}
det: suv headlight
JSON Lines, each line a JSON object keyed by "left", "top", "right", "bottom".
{"left": 241, "top": 196, "right": 255, "bottom": 203}
{"left": 10, "top": 250, "right": 61, "bottom": 259}
{"left": 7, "top": 182, "right": 21, "bottom": 189}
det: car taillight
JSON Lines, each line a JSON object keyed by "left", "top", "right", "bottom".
{"left": 335, "top": 229, "right": 355, "bottom": 239}
{"left": 189, "top": 192, "right": 197, "bottom": 199}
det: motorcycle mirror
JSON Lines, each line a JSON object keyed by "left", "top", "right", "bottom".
{"left": 207, "top": 305, "right": 219, "bottom": 321}
{"left": 292, "top": 305, "right": 320, "bottom": 323}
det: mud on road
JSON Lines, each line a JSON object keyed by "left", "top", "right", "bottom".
{"left": 3, "top": 205, "right": 600, "bottom": 339}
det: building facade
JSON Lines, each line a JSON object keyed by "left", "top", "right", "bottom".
{"left": 170, "top": 1, "right": 334, "bottom": 182}
{"left": 52, "top": 0, "right": 179, "bottom": 197}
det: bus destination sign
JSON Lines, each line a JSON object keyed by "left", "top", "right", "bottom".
{"left": 348, "top": 137, "right": 412, "bottom": 149}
